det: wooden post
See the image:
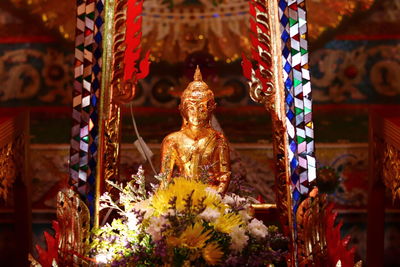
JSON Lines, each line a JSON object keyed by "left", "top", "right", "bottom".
{"left": 367, "top": 112, "right": 385, "bottom": 267}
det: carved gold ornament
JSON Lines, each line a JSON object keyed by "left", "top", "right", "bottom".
{"left": 296, "top": 188, "right": 327, "bottom": 264}
{"left": 382, "top": 142, "right": 400, "bottom": 202}
{"left": 111, "top": 0, "right": 136, "bottom": 105}
{"left": 99, "top": 0, "right": 149, "bottom": 186}
{"left": 243, "top": 1, "right": 295, "bottom": 263}
{"left": 57, "top": 189, "right": 90, "bottom": 265}
{"left": 99, "top": 0, "right": 132, "bottom": 196}
{"left": 242, "top": 0, "right": 276, "bottom": 112}
{"left": 0, "top": 134, "right": 24, "bottom": 202}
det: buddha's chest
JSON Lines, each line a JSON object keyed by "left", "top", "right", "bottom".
{"left": 174, "top": 135, "right": 218, "bottom": 165}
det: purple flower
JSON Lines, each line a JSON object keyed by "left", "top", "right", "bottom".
{"left": 154, "top": 239, "right": 167, "bottom": 258}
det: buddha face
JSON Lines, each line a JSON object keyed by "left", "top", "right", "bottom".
{"left": 179, "top": 67, "right": 216, "bottom": 128}
{"left": 181, "top": 98, "right": 215, "bottom": 127}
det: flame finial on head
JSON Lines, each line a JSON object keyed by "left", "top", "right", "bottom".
{"left": 194, "top": 65, "right": 202, "bottom": 81}
{"left": 181, "top": 65, "right": 214, "bottom": 104}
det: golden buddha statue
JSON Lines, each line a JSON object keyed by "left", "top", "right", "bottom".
{"left": 160, "top": 66, "right": 231, "bottom": 193}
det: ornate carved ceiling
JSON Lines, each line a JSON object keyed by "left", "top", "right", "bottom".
{"left": 3, "top": 0, "right": 376, "bottom": 61}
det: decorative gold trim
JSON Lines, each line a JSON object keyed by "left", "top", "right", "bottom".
{"left": 0, "top": 112, "right": 29, "bottom": 203}
{"left": 249, "top": 204, "right": 277, "bottom": 218}
{"left": 373, "top": 134, "right": 400, "bottom": 202}
{"left": 96, "top": 0, "right": 146, "bottom": 227}
{"left": 57, "top": 189, "right": 90, "bottom": 265}
{"left": 251, "top": 203, "right": 277, "bottom": 209}
{"left": 248, "top": 0, "right": 275, "bottom": 112}
{"left": 382, "top": 142, "right": 400, "bottom": 202}
{"left": 0, "top": 133, "right": 24, "bottom": 202}
{"left": 354, "top": 260, "right": 363, "bottom": 267}
{"left": 111, "top": 0, "right": 137, "bottom": 104}
{"left": 96, "top": 0, "right": 117, "bottom": 228}
{"left": 246, "top": 0, "right": 295, "bottom": 264}
{"left": 248, "top": 0, "right": 293, "bottom": 233}
{"left": 296, "top": 189, "right": 327, "bottom": 265}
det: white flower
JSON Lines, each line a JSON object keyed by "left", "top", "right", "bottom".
{"left": 223, "top": 194, "right": 247, "bottom": 207}
{"left": 95, "top": 254, "right": 107, "bottom": 263}
{"left": 133, "top": 199, "right": 154, "bottom": 220}
{"left": 229, "top": 226, "right": 249, "bottom": 252}
{"left": 248, "top": 218, "right": 268, "bottom": 239}
{"left": 236, "top": 196, "right": 246, "bottom": 203}
{"left": 126, "top": 213, "right": 139, "bottom": 231}
{"left": 165, "top": 208, "right": 175, "bottom": 216}
{"left": 222, "top": 195, "right": 235, "bottom": 205}
{"left": 199, "top": 207, "right": 221, "bottom": 222}
{"left": 238, "top": 209, "right": 252, "bottom": 222}
{"left": 146, "top": 216, "right": 168, "bottom": 241}
{"left": 144, "top": 207, "right": 155, "bottom": 219}
{"left": 95, "top": 252, "right": 113, "bottom": 264}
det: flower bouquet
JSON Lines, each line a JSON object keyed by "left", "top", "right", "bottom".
{"left": 90, "top": 167, "right": 287, "bottom": 266}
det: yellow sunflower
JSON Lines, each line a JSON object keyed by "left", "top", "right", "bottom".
{"left": 166, "top": 222, "right": 212, "bottom": 252}
{"left": 202, "top": 242, "right": 224, "bottom": 266}
{"left": 181, "top": 222, "right": 212, "bottom": 249}
{"left": 151, "top": 177, "right": 223, "bottom": 214}
{"left": 212, "top": 213, "right": 243, "bottom": 234}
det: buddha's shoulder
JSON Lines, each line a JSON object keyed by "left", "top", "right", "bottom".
{"left": 162, "top": 131, "right": 185, "bottom": 144}
{"left": 211, "top": 129, "right": 228, "bottom": 142}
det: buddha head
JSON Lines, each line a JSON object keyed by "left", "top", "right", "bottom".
{"left": 180, "top": 66, "right": 216, "bottom": 127}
